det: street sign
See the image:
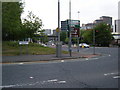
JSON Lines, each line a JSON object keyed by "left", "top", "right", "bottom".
{"left": 19, "top": 41, "right": 29, "bottom": 55}
{"left": 71, "top": 28, "right": 80, "bottom": 37}
{"left": 56, "top": 27, "right": 60, "bottom": 32}
{"left": 19, "top": 41, "right": 29, "bottom": 45}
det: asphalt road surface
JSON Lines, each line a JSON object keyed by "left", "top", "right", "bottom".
{"left": 1, "top": 47, "right": 119, "bottom": 88}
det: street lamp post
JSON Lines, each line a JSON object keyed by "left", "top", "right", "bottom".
{"left": 77, "top": 11, "right": 80, "bottom": 52}
{"left": 68, "top": 0, "right": 72, "bottom": 57}
{"left": 58, "top": 0, "right": 60, "bottom": 42}
{"left": 93, "top": 27, "right": 95, "bottom": 55}
{"left": 56, "top": 0, "right": 62, "bottom": 57}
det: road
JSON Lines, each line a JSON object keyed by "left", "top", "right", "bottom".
{"left": 1, "top": 47, "right": 119, "bottom": 88}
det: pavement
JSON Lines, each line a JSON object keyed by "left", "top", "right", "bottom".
{"left": 2, "top": 52, "right": 100, "bottom": 63}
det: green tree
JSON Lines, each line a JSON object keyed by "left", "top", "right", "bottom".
{"left": 81, "top": 30, "right": 93, "bottom": 44}
{"left": 94, "top": 23, "right": 113, "bottom": 46}
{"left": 2, "top": 2, "right": 24, "bottom": 41}
{"left": 38, "top": 29, "right": 48, "bottom": 43}
{"left": 60, "top": 31, "right": 67, "bottom": 44}
{"left": 22, "top": 11, "right": 42, "bottom": 39}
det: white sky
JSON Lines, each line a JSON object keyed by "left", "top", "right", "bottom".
{"left": 21, "top": 0, "right": 120, "bottom": 29}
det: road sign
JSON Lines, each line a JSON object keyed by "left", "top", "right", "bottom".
{"left": 71, "top": 28, "right": 80, "bottom": 37}
{"left": 56, "top": 28, "right": 60, "bottom": 32}
{"left": 19, "top": 41, "right": 29, "bottom": 45}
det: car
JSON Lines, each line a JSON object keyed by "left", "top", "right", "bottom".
{"left": 79, "top": 43, "right": 90, "bottom": 48}
{"left": 41, "top": 43, "right": 47, "bottom": 47}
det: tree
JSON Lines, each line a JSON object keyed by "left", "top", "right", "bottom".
{"left": 81, "top": 30, "right": 93, "bottom": 44}
{"left": 2, "top": 2, "right": 24, "bottom": 41}
{"left": 38, "top": 29, "right": 48, "bottom": 44}
{"left": 22, "top": 11, "right": 43, "bottom": 39}
{"left": 60, "top": 31, "right": 67, "bottom": 44}
{"left": 93, "top": 23, "right": 113, "bottom": 46}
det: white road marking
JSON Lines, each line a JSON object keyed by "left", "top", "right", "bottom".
{"left": 29, "top": 77, "right": 34, "bottom": 79}
{"left": 0, "top": 85, "right": 15, "bottom": 88}
{"left": 85, "top": 58, "right": 89, "bottom": 60}
{"left": 57, "top": 81, "right": 66, "bottom": 84}
{"left": 104, "top": 72, "right": 118, "bottom": 76}
{"left": 1, "top": 79, "right": 67, "bottom": 88}
{"left": 61, "top": 60, "right": 64, "bottom": 62}
{"left": 42, "top": 79, "right": 66, "bottom": 84}
{"left": 47, "top": 79, "right": 58, "bottom": 82}
{"left": 113, "top": 76, "right": 120, "bottom": 79}
{"left": 19, "top": 63, "right": 24, "bottom": 65}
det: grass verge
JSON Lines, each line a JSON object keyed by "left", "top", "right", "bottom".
{"left": 2, "top": 41, "right": 68, "bottom": 56}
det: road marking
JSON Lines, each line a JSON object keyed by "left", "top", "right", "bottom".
{"left": 57, "top": 81, "right": 66, "bottom": 84}
{"left": 61, "top": 60, "right": 64, "bottom": 62}
{"left": 42, "top": 79, "right": 66, "bottom": 84}
{"left": 85, "top": 58, "right": 89, "bottom": 60}
{"left": 0, "top": 85, "right": 16, "bottom": 88}
{"left": 19, "top": 63, "right": 24, "bottom": 65}
{"left": 113, "top": 76, "right": 120, "bottom": 79}
{"left": 29, "top": 77, "right": 34, "bottom": 79}
{"left": 47, "top": 79, "right": 58, "bottom": 82}
{"left": 1, "top": 79, "right": 67, "bottom": 88}
{"left": 104, "top": 72, "right": 118, "bottom": 76}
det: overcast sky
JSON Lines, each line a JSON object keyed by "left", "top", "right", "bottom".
{"left": 21, "top": 0, "right": 120, "bottom": 29}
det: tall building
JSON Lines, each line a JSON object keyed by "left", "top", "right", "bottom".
{"left": 81, "top": 23, "right": 95, "bottom": 30}
{"left": 112, "top": 2, "right": 120, "bottom": 44}
{"left": 61, "top": 20, "right": 80, "bottom": 31}
{"left": 114, "top": 20, "right": 120, "bottom": 33}
{"left": 100, "top": 16, "right": 112, "bottom": 26}
{"left": 94, "top": 16, "right": 112, "bottom": 26}
{"left": 61, "top": 21, "right": 68, "bottom": 31}
{"left": 94, "top": 19, "right": 103, "bottom": 24}
{"left": 43, "top": 29, "right": 51, "bottom": 36}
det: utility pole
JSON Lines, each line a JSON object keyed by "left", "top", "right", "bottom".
{"left": 68, "top": 0, "right": 72, "bottom": 57}
{"left": 56, "top": 0, "right": 62, "bottom": 57}
{"left": 58, "top": 0, "right": 60, "bottom": 42}
{"left": 77, "top": 11, "right": 80, "bottom": 52}
{"left": 93, "top": 26, "right": 95, "bottom": 55}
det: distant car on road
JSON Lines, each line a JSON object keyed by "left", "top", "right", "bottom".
{"left": 79, "top": 43, "right": 90, "bottom": 48}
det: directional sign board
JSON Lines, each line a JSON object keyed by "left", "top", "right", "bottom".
{"left": 67, "top": 20, "right": 80, "bottom": 37}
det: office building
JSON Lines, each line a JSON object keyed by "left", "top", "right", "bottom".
{"left": 61, "top": 20, "right": 80, "bottom": 31}
{"left": 112, "top": 2, "right": 120, "bottom": 44}
{"left": 43, "top": 29, "right": 51, "bottom": 36}
{"left": 114, "top": 20, "right": 120, "bottom": 34}
{"left": 61, "top": 21, "right": 68, "bottom": 31}
{"left": 100, "top": 16, "right": 112, "bottom": 26}
{"left": 94, "top": 16, "right": 112, "bottom": 26}
{"left": 81, "top": 23, "right": 95, "bottom": 30}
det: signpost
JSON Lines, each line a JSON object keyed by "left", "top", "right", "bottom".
{"left": 69, "top": 20, "right": 80, "bottom": 52}
{"left": 19, "top": 41, "right": 29, "bottom": 55}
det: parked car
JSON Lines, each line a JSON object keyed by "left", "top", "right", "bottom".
{"left": 79, "top": 43, "right": 90, "bottom": 48}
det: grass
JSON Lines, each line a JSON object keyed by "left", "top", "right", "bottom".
{"left": 2, "top": 41, "right": 68, "bottom": 56}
